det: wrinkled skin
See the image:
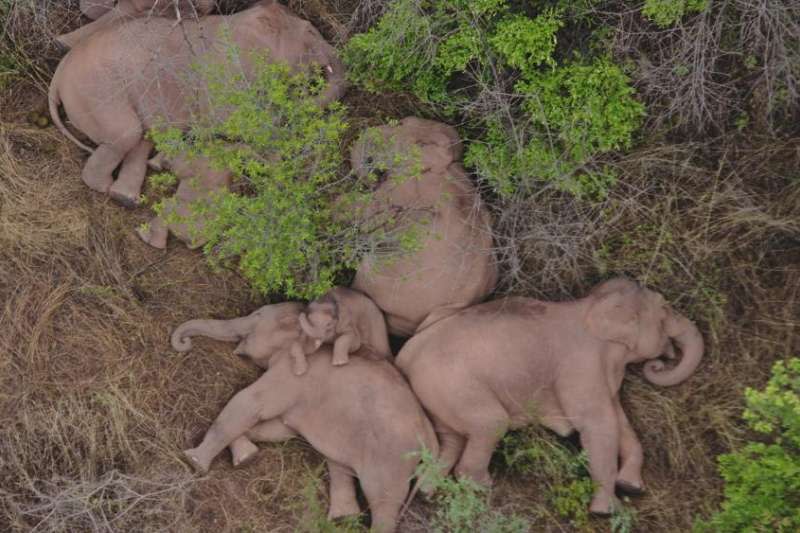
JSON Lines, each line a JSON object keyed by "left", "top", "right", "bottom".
{"left": 49, "top": 0, "right": 347, "bottom": 206}
{"left": 350, "top": 117, "right": 498, "bottom": 336}
{"left": 173, "top": 303, "right": 436, "bottom": 532}
{"left": 293, "top": 286, "right": 392, "bottom": 375}
{"left": 60, "top": 1, "right": 216, "bottom": 49}
{"left": 395, "top": 277, "right": 704, "bottom": 515}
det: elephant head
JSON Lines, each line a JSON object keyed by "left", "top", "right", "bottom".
{"left": 298, "top": 294, "right": 340, "bottom": 344}
{"left": 170, "top": 302, "right": 318, "bottom": 369}
{"left": 585, "top": 277, "right": 704, "bottom": 386}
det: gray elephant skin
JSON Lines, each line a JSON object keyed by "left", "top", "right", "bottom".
{"left": 49, "top": 0, "right": 346, "bottom": 206}
{"left": 172, "top": 301, "right": 437, "bottom": 532}
{"left": 350, "top": 117, "right": 498, "bottom": 337}
{"left": 395, "top": 277, "right": 704, "bottom": 515}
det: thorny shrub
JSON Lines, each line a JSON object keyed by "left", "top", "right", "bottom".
{"left": 343, "top": 0, "right": 645, "bottom": 200}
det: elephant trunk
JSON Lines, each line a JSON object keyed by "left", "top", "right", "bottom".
{"left": 171, "top": 317, "right": 253, "bottom": 352}
{"left": 298, "top": 312, "right": 325, "bottom": 340}
{"left": 643, "top": 311, "right": 704, "bottom": 386}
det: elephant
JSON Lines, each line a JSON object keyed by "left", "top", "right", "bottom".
{"left": 394, "top": 277, "right": 704, "bottom": 515}
{"left": 292, "top": 286, "right": 392, "bottom": 374}
{"left": 59, "top": 1, "right": 216, "bottom": 49}
{"left": 349, "top": 117, "right": 498, "bottom": 337}
{"left": 49, "top": 0, "right": 347, "bottom": 207}
{"left": 136, "top": 151, "right": 232, "bottom": 249}
{"left": 172, "top": 302, "right": 436, "bottom": 532}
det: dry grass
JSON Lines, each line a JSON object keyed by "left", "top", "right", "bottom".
{"left": 1, "top": 1, "right": 800, "bottom": 532}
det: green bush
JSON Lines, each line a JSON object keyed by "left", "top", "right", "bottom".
{"left": 150, "top": 50, "right": 415, "bottom": 299}
{"left": 343, "top": 0, "right": 644, "bottom": 199}
{"left": 694, "top": 358, "right": 800, "bottom": 532}
{"left": 642, "top": 0, "right": 708, "bottom": 28}
{"left": 414, "top": 448, "right": 529, "bottom": 532}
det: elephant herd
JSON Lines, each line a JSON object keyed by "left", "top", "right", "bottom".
{"left": 48, "top": 1, "right": 705, "bottom": 531}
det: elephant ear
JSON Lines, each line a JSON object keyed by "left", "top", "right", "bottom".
{"left": 585, "top": 289, "right": 640, "bottom": 350}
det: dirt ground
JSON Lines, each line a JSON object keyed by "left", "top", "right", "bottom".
{"left": 2, "top": 1, "right": 800, "bottom": 532}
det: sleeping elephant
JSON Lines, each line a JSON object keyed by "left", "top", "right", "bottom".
{"left": 293, "top": 286, "right": 392, "bottom": 374}
{"left": 59, "top": 1, "right": 216, "bottom": 49}
{"left": 349, "top": 117, "right": 498, "bottom": 336}
{"left": 172, "top": 303, "right": 434, "bottom": 532}
{"left": 395, "top": 277, "right": 704, "bottom": 515}
{"left": 49, "top": 0, "right": 347, "bottom": 207}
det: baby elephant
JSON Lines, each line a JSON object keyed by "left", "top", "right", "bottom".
{"left": 291, "top": 287, "right": 392, "bottom": 375}
{"left": 395, "top": 277, "right": 704, "bottom": 515}
{"left": 173, "top": 303, "right": 436, "bottom": 532}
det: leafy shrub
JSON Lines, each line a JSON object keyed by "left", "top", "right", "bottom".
{"left": 642, "top": 0, "right": 708, "bottom": 28}
{"left": 694, "top": 358, "right": 800, "bottom": 532}
{"left": 344, "top": 0, "right": 644, "bottom": 199}
{"left": 415, "top": 448, "right": 529, "bottom": 532}
{"left": 150, "top": 50, "right": 416, "bottom": 299}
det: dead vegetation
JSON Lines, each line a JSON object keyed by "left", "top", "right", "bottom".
{"left": 1, "top": 1, "right": 800, "bottom": 532}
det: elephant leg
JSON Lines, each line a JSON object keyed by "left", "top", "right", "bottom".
{"left": 230, "top": 418, "right": 298, "bottom": 467}
{"left": 81, "top": 115, "right": 143, "bottom": 195}
{"left": 327, "top": 460, "right": 361, "bottom": 519}
{"left": 359, "top": 466, "right": 410, "bottom": 533}
{"left": 137, "top": 215, "right": 169, "bottom": 249}
{"left": 614, "top": 399, "right": 645, "bottom": 494}
{"left": 109, "top": 138, "right": 153, "bottom": 207}
{"left": 418, "top": 425, "right": 464, "bottom": 495}
{"left": 453, "top": 408, "right": 509, "bottom": 487}
{"left": 183, "top": 374, "right": 295, "bottom": 473}
{"left": 567, "top": 399, "right": 620, "bottom": 515}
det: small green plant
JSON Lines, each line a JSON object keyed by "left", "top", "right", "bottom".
{"left": 497, "top": 428, "right": 596, "bottom": 528}
{"left": 295, "top": 466, "right": 366, "bottom": 532}
{"left": 150, "top": 48, "right": 419, "bottom": 299}
{"left": 694, "top": 358, "right": 800, "bottom": 532}
{"left": 344, "top": 0, "right": 644, "bottom": 199}
{"left": 414, "top": 448, "right": 529, "bottom": 532}
{"left": 642, "top": 0, "right": 709, "bottom": 28}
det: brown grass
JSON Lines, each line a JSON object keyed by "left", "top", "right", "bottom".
{"left": 2, "top": 1, "right": 800, "bottom": 532}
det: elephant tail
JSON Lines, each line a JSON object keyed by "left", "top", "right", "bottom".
{"left": 49, "top": 60, "right": 94, "bottom": 153}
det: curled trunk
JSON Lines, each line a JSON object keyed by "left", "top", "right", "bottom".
{"left": 298, "top": 312, "right": 326, "bottom": 340}
{"left": 643, "top": 311, "right": 704, "bottom": 386}
{"left": 171, "top": 316, "right": 256, "bottom": 352}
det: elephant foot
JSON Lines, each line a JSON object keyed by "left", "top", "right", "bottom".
{"left": 81, "top": 174, "right": 114, "bottom": 194}
{"left": 589, "top": 492, "right": 620, "bottom": 516}
{"left": 615, "top": 479, "right": 645, "bottom": 496}
{"left": 137, "top": 219, "right": 168, "bottom": 249}
{"left": 147, "top": 153, "right": 167, "bottom": 171}
{"left": 327, "top": 501, "right": 362, "bottom": 520}
{"left": 182, "top": 448, "right": 210, "bottom": 474}
{"left": 292, "top": 357, "right": 309, "bottom": 376}
{"left": 231, "top": 440, "right": 260, "bottom": 468}
{"left": 108, "top": 185, "right": 141, "bottom": 208}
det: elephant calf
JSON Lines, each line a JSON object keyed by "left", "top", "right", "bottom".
{"left": 349, "top": 117, "right": 498, "bottom": 336}
{"left": 173, "top": 302, "right": 435, "bottom": 532}
{"left": 293, "top": 286, "right": 392, "bottom": 374}
{"left": 395, "top": 277, "right": 704, "bottom": 515}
